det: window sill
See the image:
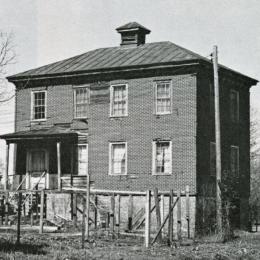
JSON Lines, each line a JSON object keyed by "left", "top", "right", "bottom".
{"left": 110, "top": 115, "right": 128, "bottom": 119}
{"left": 31, "top": 119, "right": 47, "bottom": 122}
{"left": 152, "top": 173, "right": 172, "bottom": 176}
{"left": 108, "top": 173, "right": 127, "bottom": 176}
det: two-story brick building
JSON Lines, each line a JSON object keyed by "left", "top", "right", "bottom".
{"left": 1, "top": 22, "right": 258, "bottom": 234}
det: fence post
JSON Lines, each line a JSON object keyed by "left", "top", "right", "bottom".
{"left": 177, "top": 190, "right": 182, "bottom": 240}
{"left": 154, "top": 188, "right": 162, "bottom": 242}
{"left": 16, "top": 192, "right": 22, "bottom": 244}
{"left": 144, "top": 190, "right": 151, "bottom": 248}
{"left": 94, "top": 195, "right": 98, "bottom": 229}
{"left": 186, "top": 185, "right": 190, "bottom": 238}
{"left": 0, "top": 196, "right": 4, "bottom": 225}
{"left": 110, "top": 193, "right": 115, "bottom": 238}
{"left": 168, "top": 190, "right": 173, "bottom": 245}
{"left": 81, "top": 195, "right": 86, "bottom": 249}
{"left": 39, "top": 190, "right": 44, "bottom": 234}
{"left": 128, "top": 195, "right": 133, "bottom": 231}
{"left": 116, "top": 195, "right": 121, "bottom": 236}
{"left": 5, "top": 192, "right": 9, "bottom": 226}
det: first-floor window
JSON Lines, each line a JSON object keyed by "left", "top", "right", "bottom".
{"left": 230, "top": 145, "right": 239, "bottom": 176}
{"left": 29, "top": 149, "right": 47, "bottom": 173}
{"left": 210, "top": 142, "right": 216, "bottom": 176}
{"left": 109, "top": 142, "right": 127, "bottom": 175}
{"left": 152, "top": 141, "right": 172, "bottom": 175}
{"left": 31, "top": 91, "right": 47, "bottom": 120}
{"left": 77, "top": 144, "right": 88, "bottom": 175}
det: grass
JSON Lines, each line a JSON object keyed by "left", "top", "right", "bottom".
{"left": 0, "top": 230, "right": 260, "bottom": 259}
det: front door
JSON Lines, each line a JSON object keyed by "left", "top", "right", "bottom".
{"left": 27, "top": 149, "right": 49, "bottom": 189}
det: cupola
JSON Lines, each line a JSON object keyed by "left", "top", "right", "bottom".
{"left": 116, "top": 22, "right": 151, "bottom": 47}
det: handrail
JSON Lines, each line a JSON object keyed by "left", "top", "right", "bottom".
{"left": 22, "top": 171, "right": 46, "bottom": 208}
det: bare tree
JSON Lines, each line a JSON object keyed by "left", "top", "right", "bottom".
{"left": 250, "top": 108, "right": 260, "bottom": 227}
{"left": 0, "top": 31, "right": 16, "bottom": 102}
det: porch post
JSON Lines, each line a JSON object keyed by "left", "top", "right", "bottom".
{"left": 57, "top": 141, "right": 61, "bottom": 191}
{"left": 4, "top": 143, "right": 10, "bottom": 191}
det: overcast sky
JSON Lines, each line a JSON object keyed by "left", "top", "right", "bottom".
{"left": 0, "top": 0, "right": 259, "bottom": 166}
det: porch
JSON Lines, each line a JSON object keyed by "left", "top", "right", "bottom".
{"left": 0, "top": 126, "right": 88, "bottom": 191}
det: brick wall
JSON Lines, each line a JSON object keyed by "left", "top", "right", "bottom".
{"left": 88, "top": 74, "right": 197, "bottom": 193}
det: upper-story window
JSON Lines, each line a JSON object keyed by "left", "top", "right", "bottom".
{"left": 109, "top": 142, "right": 127, "bottom": 175}
{"left": 110, "top": 84, "right": 128, "bottom": 117}
{"left": 155, "top": 80, "right": 172, "bottom": 115}
{"left": 230, "top": 145, "right": 239, "bottom": 176}
{"left": 74, "top": 87, "right": 89, "bottom": 118}
{"left": 152, "top": 141, "right": 172, "bottom": 175}
{"left": 31, "top": 91, "right": 47, "bottom": 121}
{"left": 230, "top": 89, "right": 239, "bottom": 123}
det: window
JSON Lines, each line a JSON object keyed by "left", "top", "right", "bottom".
{"left": 155, "top": 81, "right": 172, "bottom": 114}
{"left": 109, "top": 142, "right": 127, "bottom": 175}
{"left": 230, "top": 89, "right": 239, "bottom": 123}
{"left": 77, "top": 144, "right": 88, "bottom": 175}
{"left": 152, "top": 141, "right": 172, "bottom": 175}
{"left": 210, "top": 142, "right": 216, "bottom": 176}
{"left": 110, "top": 84, "right": 128, "bottom": 117}
{"left": 31, "top": 91, "right": 46, "bottom": 120}
{"left": 230, "top": 146, "right": 239, "bottom": 176}
{"left": 74, "top": 87, "right": 89, "bottom": 118}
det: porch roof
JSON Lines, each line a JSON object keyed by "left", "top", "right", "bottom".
{"left": 0, "top": 126, "right": 79, "bottom": 142}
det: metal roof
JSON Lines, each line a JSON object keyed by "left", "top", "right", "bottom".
{"left": 0, "top": 126, "right": 78, "bottom": 141}
{"left": 7, "top": 41, "right": 258, "bottom": 84}
{"left": 116, "top": 22, "right": 151, "bottom": 33}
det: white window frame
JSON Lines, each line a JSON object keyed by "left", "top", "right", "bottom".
{"left": 73, "top": 86, "right": 89, "bottom": 119}
{"left": 230, "top": 145, "right": 239, "bottom": 176}
{"left": 152, "top": 140, "right": 172, "bottom": 175}
{"left": 230, "top": 89, "right": 239, "bottom": 123}
{"left": 31, "top": 90, "right": 47, "bottom": 121}
{"left": 110, "top": 84, "right": 128, "bottom": 117}
{"left": 109, "top": 142, "right": 127, "bottom": 176}
{"left": 77, "top": 144, "right": 88, "bottom": 176}
{"left": 154, "top": 80, "right": 172, "bottom": 115}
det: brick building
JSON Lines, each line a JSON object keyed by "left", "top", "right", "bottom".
{"left": 1, "top": 22, "right": 258, "bottom": 234}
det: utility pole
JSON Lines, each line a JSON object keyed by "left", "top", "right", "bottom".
{"left": 213, "top": 45, "right": 222, "bottom": 233}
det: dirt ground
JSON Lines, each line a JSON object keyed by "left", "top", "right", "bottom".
{"left": 0, "top": 229, "right": 260, "bottom": 260}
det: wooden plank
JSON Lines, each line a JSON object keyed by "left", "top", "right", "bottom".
{"left": 16, "top": 192, "right": 22, "bottom": 244}
{"left": 57, "top": 142, "right": 61, "bottom": 191}
{"left": 168, "top": 190, "right": 173, "bottom": 245}
{"left": 177, "top": 190, "right": 182, "bottom": 240}
{"left": 151, "top": 197, "right": 179, "bottom": 246}
{"left": 160, "top": 195, "right": 164, "bottom": 233}
{"left": 4, "top": 144, "right": 9, "bottom": 191}
{"left": 144, "top": 190, "right": 151, "bottom": 248}
{"left": 154, "top": 188, "right": 162, "bottom": 242}
{"left": 110, "top": 193, "right": 115, "bottom": 237}
{"left": 5, "top": 192, "right": 9, "bottom": 226}
{"left": 85, "top": 173, "right": 90, "bottom": 239}
{"left": 94, "top": 195, "right": 98, "bottom": 229}
{"left": 81, "top": 196, "right": 86, "bottom": 249}
{"left": 39, "top": 190, "right": 44, "bottom": 234}
{"left": 128, "top": 195, "right": 133, "bottom": 231}
{"left": 73, "top": 194, "right": 77, "bottom": 226}
{"left": 116, "top": 195, "right": 120, "bottom": 236}
{"left": 0, "top": 196, "right": 4, "bottom": 225}
{"left": 185, "top": 185, "right": 190, "bottom": 238}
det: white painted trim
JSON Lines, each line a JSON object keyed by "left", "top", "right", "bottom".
{"left": 73, "top": 86, "right": 89, "bottom": 119}
{"left": 152, "top": 140, "right": 172, "bottom": 175}
{"left": 77, "top": 143, "right": 88, "bottom": 176}
{"left": 110, "top": 84, "right": 128, "bottom": 117}
{"left": 154, "top": 80, "right": 172, "bottom": 115}
{"left": 108, "top": 142, "right": 127, "bottom": 176}
{"left": 31, "top": 90, "right": 47, "bottom": 121}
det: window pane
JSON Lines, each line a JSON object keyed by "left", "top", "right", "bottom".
{"left": 33, "top": 91, "right": 46, "bottom": 120}
{"left": 230, "top": 90, "right": 239, "bottom": 123}
{"left": 156, "top": 82, "right": 171, "bottom": 113}
{"left": 75, "top": 88, "right": 88, "bottom": 118}
{"left": 112, "top": 85, "right": 127, "bottom": 116}
{"left": 155, "top": 142, "right": 171, "bottom": 174}
{"left": 111, "top": 143, "right": 126, "bottom": 175}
